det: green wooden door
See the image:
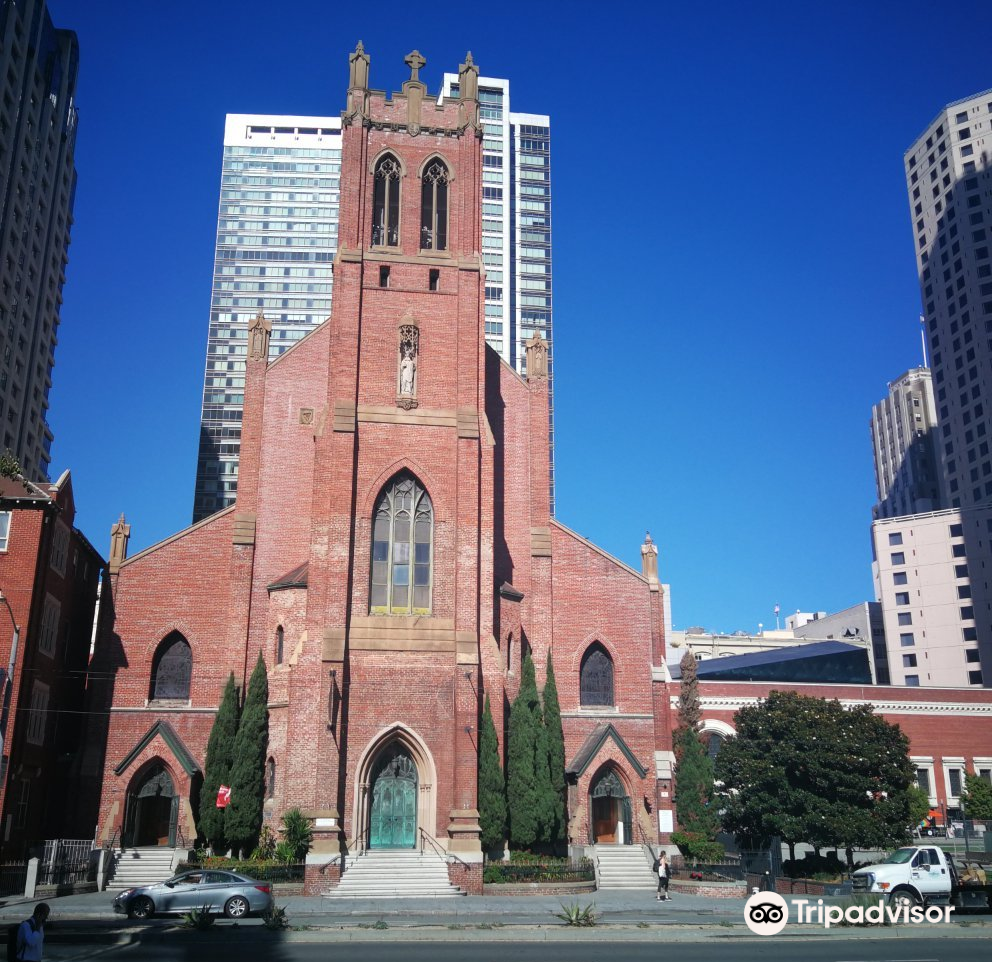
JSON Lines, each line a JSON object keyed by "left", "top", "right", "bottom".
{"left": 369, "top": 747, "right": 417, "bottom": 848}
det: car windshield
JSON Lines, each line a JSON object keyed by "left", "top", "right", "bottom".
{"left": 881, "top": 848, "right": 916, "bottom": 864}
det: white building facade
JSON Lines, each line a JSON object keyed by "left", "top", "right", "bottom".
{"left": 872, "top": 506, "right": 991, "bottom": 687}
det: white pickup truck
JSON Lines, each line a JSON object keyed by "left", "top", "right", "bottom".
{"left": 852, "top": 845, "right": 991, "bottom": 910}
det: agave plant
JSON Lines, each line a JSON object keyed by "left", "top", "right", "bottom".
{"left": 554, "top": 902, "right": 597, "bottom": 926}
{"left": 181, "top": 905, "right": 216, "bottom": 930}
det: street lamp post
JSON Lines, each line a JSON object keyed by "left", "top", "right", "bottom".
{"left": 0, "top": 588, "right": 20, "bottom": 763}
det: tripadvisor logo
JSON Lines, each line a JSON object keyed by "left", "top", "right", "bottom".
{"left": 744, "top": 891, "right": 955, "bottom": 934}
{"left": 744, "top": 891, "right": 788, "bottom": 935}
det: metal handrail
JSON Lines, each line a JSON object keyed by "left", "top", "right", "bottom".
{"left": 419, "top": 827, "right": 470, "bottom": 870}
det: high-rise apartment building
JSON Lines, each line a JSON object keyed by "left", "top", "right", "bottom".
{"left": 870, "top": 367, "right": 944, "bottom": 519}
{"left": 0, "top": 0, "right": 78, "bottom": 479}
{"left": 194, "top": 74, "right": 553, "bottom": 521}
{"left": 872, "top": 507, "right": 989, "bottom": 687}
{"left": 905, "top": 90, "right": 992, "bottom": 510}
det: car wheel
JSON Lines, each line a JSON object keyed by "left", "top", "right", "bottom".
{"left": 889, "top": 889, "right": 920, "bottom": 909}
{"left": 224, "top": 895, "right": 250, "bottom": 919}
{"left": 128, "top": 896, "right": 154, "bottom": 920}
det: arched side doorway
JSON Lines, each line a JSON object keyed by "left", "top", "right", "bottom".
{"left": 589, "top": 768, "right": 632, "bottom": 845}
{"left": 369, "top": 744, "right": 418, "bottom": 848}
{"left": 123, "top": 762, "right": 178, "bottom": 848}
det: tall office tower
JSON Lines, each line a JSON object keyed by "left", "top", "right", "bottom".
{"left": 193, "top": 116, "right": 342, "bottom": 521}
{"left": 870, "top": 367, "right": 944, "bottom": 519}
{"left": 884, "top": 88, "right": 992, "bottom": 686}
{"left": 0, "top": 0, "right": 78, "bottom": 479}
{"left": 906, "top": 91, "right": 992, "bottom": 510}
{"left": 440, "top": 75, "right": 555, "bottom": 508}
{"left": 194, "top": 74, "right": 554, "bottom": 520}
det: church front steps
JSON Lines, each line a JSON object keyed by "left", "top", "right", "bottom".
{"left": 594, "top": 844, "right": 657, "bottom": 890}
{"left": 324, "top": 849, "right": 466, "bottom": 898}
{"left": 106, "top": 847, "right": 183, "bottom": 891}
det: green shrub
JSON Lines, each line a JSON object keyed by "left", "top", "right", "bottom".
{"left": 671, "top": 830, "right": 725, "bottom": 863}
{"left": 261, "top": 905, "right": 289, "bottom": 930}
{"left": 181, "top": 905, "right": 216, "bottom": 930}
{"left": 250, "top": 826, "right": 277, "bottom": 861}
{"left": 281, "top": 808, "right": 313, "bottom": 860}
{"left": 554, "top": 902, "right": 597, "bottom": 926}
{"left": 782, "top": 852, "right": 846, "bottom": 879}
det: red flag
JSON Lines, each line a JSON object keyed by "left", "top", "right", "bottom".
{"left": 216, "top": 785, "right": 232, "bottom": 808}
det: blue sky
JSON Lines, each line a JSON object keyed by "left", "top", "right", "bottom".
{"left": 44, "top": 0, "right": 990, "bottom": 634}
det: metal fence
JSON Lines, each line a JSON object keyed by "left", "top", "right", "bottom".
{"left": 483, "top": 859, "right": 595, "bottom": 884}
{"left": 669, "top": 856, "right": 745, "bottom": 882}
{"left": 0, "top": 862, "right": 27, "bottom": 897}
{"left": 37, "top": 839, "right": 93, "bottom": 887}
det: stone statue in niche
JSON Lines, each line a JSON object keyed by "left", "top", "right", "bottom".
{"left": 398, "top": 323, "right": 419, "bottom": 409}
{"left": 248, "top": 309, "right": 271, "bottom": 361}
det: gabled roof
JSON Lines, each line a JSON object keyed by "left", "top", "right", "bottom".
{"left": 566, "top": 722, "right": 648, "bottom": 778}
{"left": 114, "top": 720, "right": 200, "bottom": 777}
{"left": 268, "top": 561, "right": 309, "bottom": 591}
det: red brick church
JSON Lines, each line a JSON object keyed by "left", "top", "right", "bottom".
{"left": 87, "top": 47, "right": 674, "bottom": 893}
{"left": 85, "top": 46, "right": 992, "bottom": 895}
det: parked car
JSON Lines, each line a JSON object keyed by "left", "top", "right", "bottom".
{"left": 112, "top": 870, "right": 273, "bottom": 920}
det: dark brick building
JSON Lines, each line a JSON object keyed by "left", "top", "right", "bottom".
{"left": 0, "top": 470, "right": 103, "bottom": 856}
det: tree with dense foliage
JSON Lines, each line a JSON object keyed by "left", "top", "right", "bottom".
{"left": 677, "top": 650, "right": 701, "bottom": 730}
{"left": 542, "top": 651, "right": 567, "bottom": 846}
{"left": 963, "top": 773, "right": 992, "bottom": 820}
{"left": 507, "top": 653, "right": 543, "bottom": 847}
{"left": 478, "top": 693, "right": 507, "bottom": 851}
{"left": 671, "top": 650, "right": 721, "bottom": 861}
{"left": 715, "top": 691, "right": 915, "bottom": 866}
{"left": 199, "top": 673, "right": 241, "bottom": 848}
{"left": 226, "top": 653, "right": 269, "bottom": 855}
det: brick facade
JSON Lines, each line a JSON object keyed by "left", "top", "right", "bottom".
{"left": 0, "top": 471, "right": 104, "bottom": 856}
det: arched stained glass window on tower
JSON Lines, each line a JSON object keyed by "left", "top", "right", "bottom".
{"left": 580, "top": 643, "right": 614, "bottom": 706}
{"left": 420, "top": 158, "right": 449, "bottom": 251}
{"left": 372, "top": 154, "right": 401, "bottom": 247}
{"left": 370, "top": 473, "right": 433, "bottom": 615}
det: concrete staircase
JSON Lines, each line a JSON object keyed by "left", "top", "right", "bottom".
{"left": 324, "top": 849, "right": 466, "bottom": 898}
{"left": 107, "top": 847, "right": 181, "bottom": 891}
{"left": 594, "top": 844, "right": 657, "bottom": 890}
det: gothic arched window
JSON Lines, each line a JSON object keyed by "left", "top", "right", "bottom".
{"left": 266, "top": 758, "right": 276, "bottom": 799}
{"left": 580, "top": 643, "right": 614, "bottom": 707}
{"left": 150, "top": 632, "right": 192, "bottom": 700}
{"left": 275, "top": 626, "right": 284, "bottom": 665}
{"left": 420, "top": 159, "right": 449, "bottom": 251}
{"left": 370, "top": 473, "right": 433, "bottom": 615}
{"left": 372, "top": 154, "right": 401, "bottom": 247}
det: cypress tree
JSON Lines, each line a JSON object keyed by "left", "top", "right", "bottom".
{"left": 507, "top": 653, "right": 541, "bottom": 847}
{"left": 199, "top": 673, "right": 241, "bottom": 848}
{"left": 678, "top": 650, "right": 701, "bottom": 732}
{"left": 542, "top": 651, "right": 567, "bottom": 846}
{"left": 226, "top": 653, "right": 269, "bottom": 855}
{"left": 478, "top": 693, "right": 507, "bottom": 852}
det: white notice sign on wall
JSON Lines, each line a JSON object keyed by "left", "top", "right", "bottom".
{"left": 658, "top": 809, "right": 674, "bottom": 833}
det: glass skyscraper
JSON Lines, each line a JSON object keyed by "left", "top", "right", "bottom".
{"left": 195, "top": 78, "right": 553, "bottom": 519}
{"left": 194, "top": 116, "right": 341, "bottom": 520}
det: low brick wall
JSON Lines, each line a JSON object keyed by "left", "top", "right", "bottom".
{"left": 483, "top": 880, "right": 596, "bottom": 896}
{"left": 271, "top": 882, "right": 304, "bottom": 896}
{"left": 448, "top": 861, "right": 482, "bottom": 895}
{"left": 746, "top": 874, "right": 828, "bottom": 896}
{"left": 670, "top": 878, "right": 747, "bottom": 899}
{"left": 303, "top": 861, "right": 341, "bottom": 895}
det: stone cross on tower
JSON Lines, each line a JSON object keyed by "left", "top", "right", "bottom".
{"left": 404, "top": 50, "right": 426, "bottom": 83}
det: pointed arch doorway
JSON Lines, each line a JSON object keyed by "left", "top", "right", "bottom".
{"left": 590, "top": 768, "right": 632, "bottom": 845}
{"left": 369, "top": 744, "right": 418, "bottom": 848}
{"left": 123, "top": 762, "right": 178, "bottom": 847}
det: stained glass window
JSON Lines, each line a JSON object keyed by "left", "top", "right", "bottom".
{"left": 580, "top": 644, "right": 614, "bottom": 706}
{"left": 372, "top": 154, "right": 401, "bottom": 246}
{"left": 151, "top": 632, "right": 192, "bottom": 700}
{"left": 370, "top": 473, "right": 433, "bottom": 615}
{"left": 420, "top": 159, "right": 449, "bottom": 251}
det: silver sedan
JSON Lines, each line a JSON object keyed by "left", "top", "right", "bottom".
{"left": 112, "top": 870, "right": 274, "bottom": 920}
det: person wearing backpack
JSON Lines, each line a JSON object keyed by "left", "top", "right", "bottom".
{"left": 15, "top": 903, "right": 49, "bottom": 961}
{"left": 656, "top": 851, "right": 670, "bottom": 901}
